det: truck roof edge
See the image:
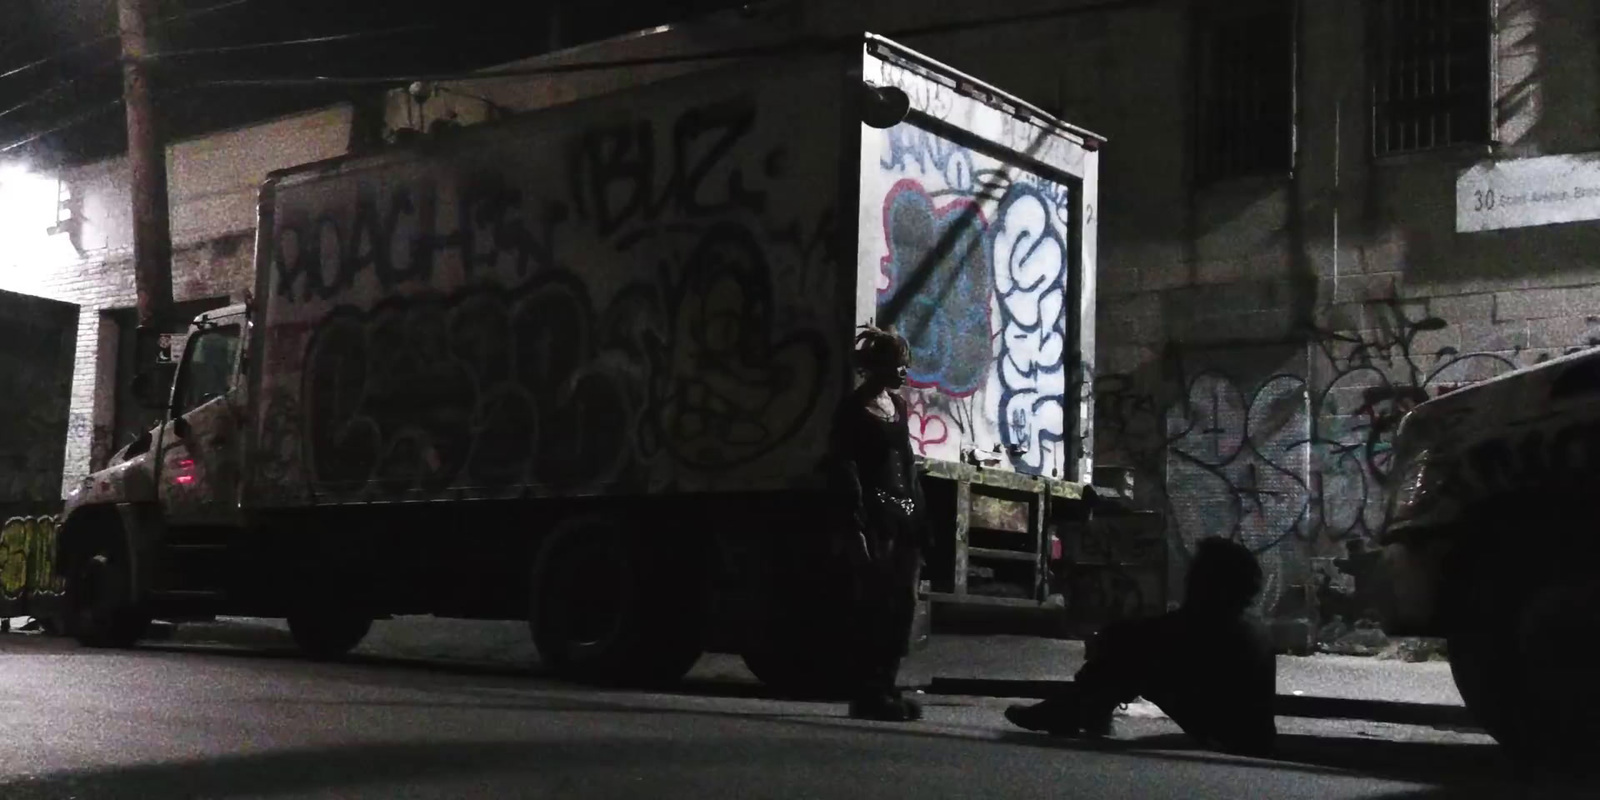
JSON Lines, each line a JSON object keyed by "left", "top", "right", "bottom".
{"left": 862, "top": 32, "right": 1108, "bottom": 147}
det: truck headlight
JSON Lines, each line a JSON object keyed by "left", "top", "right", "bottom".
{"left": 1386, "top": 448, "right": 1454, "bottom": 527}
{"left": 1387, "top": 451, "right": 1430, "bottom": 521}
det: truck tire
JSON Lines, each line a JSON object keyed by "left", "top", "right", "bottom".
{"left": 287, "top": 613, "right": 372, "bottom": 660}
{"left": 529, "top": 516, "right": 704, "bottom": 687}
{"left": 1445, "top": 532, "right": 1600, "bottom": 769}
{"left": 70, "top": 547, "right": 151, "bottom": 649}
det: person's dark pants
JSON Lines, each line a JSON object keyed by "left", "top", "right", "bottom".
{"left": 1039, "top": 610, "right": 1277, "bottom": 755}
{"left": 847, "top": 537, "right": 922, "bottom": 698}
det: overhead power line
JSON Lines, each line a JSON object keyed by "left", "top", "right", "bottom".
{"left": 0, "top": 82, "right": 73, "bottom": 124}
{"left": 146, "top": 23, "right": 433, "bottom": 59}
{"left": 158, "top": 0, "right": 254, "bottom": 26}
{"left": 0, "top": 98, "right": 124, "bottom": 154}
{"left": 193, "top": 39, "right": 827, "bottom": 87}
{"left": 184, "top": 0, "right": 1166, "bottom": 89}
{"left": 0, "top": 0, "right": 255, "bottom": 85}
{"left": 0, "top": 0, "right": 1159, "bottom": 157}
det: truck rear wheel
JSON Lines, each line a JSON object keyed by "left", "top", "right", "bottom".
{"left": 70, "top": 542, "right": 151, "bottom": 649}
{"left": 529, "top": 515, "right": 704, "bottom": 687}
{"left": 287, "top": 613, "right": 372, "bottom": 660}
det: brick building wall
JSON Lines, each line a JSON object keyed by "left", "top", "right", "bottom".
{"left": 0, "top": 105, "right": 355, "bottom": 495}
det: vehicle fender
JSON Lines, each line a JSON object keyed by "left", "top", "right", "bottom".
{"left": 56, "top": 502, "right": 165, "bottom": 602}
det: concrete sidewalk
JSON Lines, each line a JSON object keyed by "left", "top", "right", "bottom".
{"left": 132, "top": 616, "right": 1464, "bottom": 711}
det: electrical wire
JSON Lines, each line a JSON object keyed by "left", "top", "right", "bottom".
{"left": 0, "top": 0, "right": 255, "bottom": 84}
{"left": 198, "top": 38, "right": 827, "bottom": 87}
{"left": 183, "top": 0, "right": 1166, "bottom": 88}
{"left": 0, "top": 0, "right": 1160, "bottom": 154}
{"left": 145, "top": 23, "right": 433, "bottom": 59}
{"left": 0, "top": 82, "right": 72, "bottom": 124}
{"left": 155, "top": 0, "right": 255, "bottom": 26}
{"left": 0, "top": 98, "right": 123, "bottom": 154}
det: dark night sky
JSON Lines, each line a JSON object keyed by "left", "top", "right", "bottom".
{"left": 0, "top": 0, "right": 744, "bottom": 166}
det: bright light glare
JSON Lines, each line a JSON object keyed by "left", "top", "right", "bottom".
{"left": 0, "top": 162, "right": 80, "bottom": 297}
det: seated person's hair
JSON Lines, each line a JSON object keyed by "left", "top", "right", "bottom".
{"left": 1183, "top": 537, "right": 1264, "bottom": 616}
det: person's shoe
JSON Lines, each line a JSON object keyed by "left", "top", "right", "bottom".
{"left": 849, "top": 694, "right": 919, "bottom": 722}
{"left": 1004, "top": 700, "right": 1115, "bottom": 738}
{"left": 896, "top": 694, "right": 924, "bottom": 721}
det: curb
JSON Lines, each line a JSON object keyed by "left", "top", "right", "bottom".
{"left": 129, "top": 621, "right": 1484, "bottom": 733}
{"left": 924, "top": 677, "right": 1482, "bottom": 731}
{"left": 149, "top": 620, "right": 293, "bottom": 648}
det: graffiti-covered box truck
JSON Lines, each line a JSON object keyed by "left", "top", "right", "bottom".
{"left": 1378, "top": 349, "right": 1600, "bottom": 760}
{"left": 57, "top": 34, "right": 1125, "bottom": 689}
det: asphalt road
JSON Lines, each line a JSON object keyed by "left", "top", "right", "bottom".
{"left": 0, "top": 633, "right": 1583, "bottom": 800}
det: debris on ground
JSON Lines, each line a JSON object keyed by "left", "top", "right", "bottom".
{"left": 1374, "top": 637, "right": 1449, "bottom": 663}
{"left": 1320, "top": 618, "right": 1391, "bottom": 656}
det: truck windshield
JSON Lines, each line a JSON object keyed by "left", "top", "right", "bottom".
{"left": 174, "top": 324, "right": 242, "bottom": 416}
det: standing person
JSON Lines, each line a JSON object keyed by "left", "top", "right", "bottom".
{"left": 827, "top": 324, "right": 930, "bottom": 722}
{"left": 1004, "top": 536, "right": 1278, "bottom": 756}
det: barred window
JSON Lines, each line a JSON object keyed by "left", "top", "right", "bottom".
{"left": 1370, "top": 0, "right": 1494, "bottom": 157}
{"left": 1195, "top": 3, "right": 1296, "bottom": 184}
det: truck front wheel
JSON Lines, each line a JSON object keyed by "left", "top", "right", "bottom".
{"left": 70, "top": 543, "right": 151, "bottom": 649}
{"left": 287, "top": 613, "right": 372, "bottom": 660}
{"left": 529, "top": 516, "right": 704, "bottom": 687}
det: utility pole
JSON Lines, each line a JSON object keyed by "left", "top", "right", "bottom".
{"left": 118, "top": 0, "right": 174, "bottom": 340}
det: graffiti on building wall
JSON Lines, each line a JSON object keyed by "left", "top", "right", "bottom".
{"left": 0, "top": 516, "right": 63, "bottom": 601}
{"left": 265, "top": 94, "right": 839, "bottom": 499}
{"left": 1094, "top": 298, "right": 1596, "bottom": 616}
{"left": 871, "top": 124, "right": 1077, "bottom": 477}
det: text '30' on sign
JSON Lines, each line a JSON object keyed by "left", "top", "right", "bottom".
{"left": 1456, "top": 153, "right": 1600, "bottom": 233}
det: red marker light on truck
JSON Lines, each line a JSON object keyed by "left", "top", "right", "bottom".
{"left": 174, "top": 459, "right": 196, "bottom": 485}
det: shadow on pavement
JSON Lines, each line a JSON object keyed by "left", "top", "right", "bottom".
{"left": 134, "top": 640, "right": 818, "bottom": 699}
{"left": 0, "top": 738, "right": 810, "bottom": 800}
{"left": 51, "top": 640, "right": 1593, "bottom": 796}
{"left": 990, "top": 731, "right": 1592, "bottom": 798}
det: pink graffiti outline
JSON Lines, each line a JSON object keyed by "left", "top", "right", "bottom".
{"left": 904, "top": 392, "right": 951, "bottom": 454}
{"left": 876, "top": 178, "right": 989, "bottom": 298}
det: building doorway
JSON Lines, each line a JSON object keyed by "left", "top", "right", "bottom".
{"left": 101, "top": 297, "right": 231, "bottom": 466}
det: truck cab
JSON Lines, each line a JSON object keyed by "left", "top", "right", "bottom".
{"left": 58, "top": 304, "right": 250, "bottom": 645}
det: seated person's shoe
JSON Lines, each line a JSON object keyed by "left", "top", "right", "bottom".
{"left": 1079, "top": 703, "right": 1116, "bottom": 738}
{"left": 1004, "top": 702, "right": 1080, "bottom": 736}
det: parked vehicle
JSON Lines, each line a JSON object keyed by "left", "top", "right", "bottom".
{"left": 1377, "top": 348, "right": 1600, "bottom": 759}
{"left": 54, "top": 34, "right": 1121, "bottom": 691}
